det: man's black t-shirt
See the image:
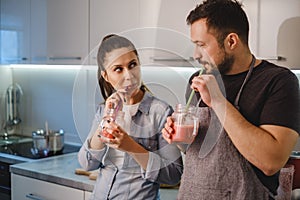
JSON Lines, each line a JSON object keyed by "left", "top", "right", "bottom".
{"left": 186, "top": 60, "right": 300, "bottom": 195}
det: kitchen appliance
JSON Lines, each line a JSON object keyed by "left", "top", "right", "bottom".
{"left": 31, "top": 129, "right": 65, "bottom": 157}
{"left": 0, "top": 140, "right": 80, "bottom": 200}
{"left": 48, "top": 129, "right": 64, "bottom": 153}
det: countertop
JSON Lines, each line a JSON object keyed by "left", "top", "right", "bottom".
{"left": 10, "top": 152, "right": 95, "bottom": 192}
{"left": 9, "top": 152, "right": 179, "bottom": 199}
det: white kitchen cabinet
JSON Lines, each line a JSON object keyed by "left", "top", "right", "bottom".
{"left": 242, "top": 0, "right": 300, "bottom": 66}
{"left": 1, "top": 0, "right": 89, "bottom": 65}
{"left": 45, "top": 0, "right": 89, "bottom": 65}
{"left": 11, "top": 173, "right": 84, "bottom": 200}
{"left": 257, "top": 0, "right": 300, "bottom": 58}
{"left": 241, "top": 0, "right": 259, "bottom": 57}
{"left": 84, "top": 191, "right": 92, "bottom": 200}
{"left": 0, "top": 0, "right": 30, "bottom": 64}
{"left": 89, "top": 0, "right": 139, "bottom": 65}
{"left": 89, "top": 0, "right": 198, "bottom": 65}
{"left": 257, "top": 0, "right": 300, "bottom": 67}
{"left": 153, "top": 0, "right": 198, "bottom": 60}
{"left": 29, "top": 0, "right": 89, "bottom": 64}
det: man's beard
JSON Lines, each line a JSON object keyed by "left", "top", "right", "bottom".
{"left": 216, "top": 52, "right": 234, "bottom": 75}
{"left": 198, "top": 52, "right": 234, "bottom": 75}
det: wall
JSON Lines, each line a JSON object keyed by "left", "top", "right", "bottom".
{"left": 1, "top": 65, "right": 299, "bottom": 150}
{"left": 0, "top": 65, "right": 196, "bottom": 144}
{"left": 0, "top": 66, "right": 13, "bottom": 131}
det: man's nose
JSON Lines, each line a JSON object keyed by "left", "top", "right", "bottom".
{"left": 193, "top": 46, "right": 202, "bottom": 61}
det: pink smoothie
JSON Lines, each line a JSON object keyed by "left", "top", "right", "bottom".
{"left": 172, "top": 124, "right": 195, "bottom": 144}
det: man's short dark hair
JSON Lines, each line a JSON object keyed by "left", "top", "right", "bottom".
{"left": 186, "top": 0, "right": 249, "bottom": 46}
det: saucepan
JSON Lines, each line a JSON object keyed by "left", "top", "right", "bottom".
{"left": 31, "top": 129, "right": 64, "bottom": 157}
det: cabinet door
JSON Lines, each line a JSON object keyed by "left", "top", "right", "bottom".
{"left": 154, "top": 0, "right": 197, "bottom": 60}
{"left": 11, "top": 174, "right": 84, "bottom": 200}
{"left": 46, "top": 0, "right": 89, "bottom": 65}
{"left": 258, "top": 0, "right": 300, "bottom": 62}
{"left": 89, "top": 0, "right": 139, "bottom": 65}
{"left": 0, "top": 0, "right": 30, "bottom": 64}
{"left": 84, "top": 191, "right": 92, "bottom": 200}
{"left": 242, "top": 0, "right": 259, "bottom": 57}
{"left": 30, "top": 0, "right": 47, "bottom": 64}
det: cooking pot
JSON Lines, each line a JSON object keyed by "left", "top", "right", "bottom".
{"left": 287, "top": 151, "right": 300, "bottom": 189}
{"left": 48, "top": 129, "right": 64, "bottom": 154}
{"left": 31, "top": 129, "right": 49, "bottom": 157}
{"left": 31, "top": 129, "right": 64, "bottom": 157}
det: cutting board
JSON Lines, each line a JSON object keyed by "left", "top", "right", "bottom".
{"left": 75, "top": 168, "right": 99, "bottom": 180}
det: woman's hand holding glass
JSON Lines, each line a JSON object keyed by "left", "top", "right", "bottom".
{"left": 99, "top": 120, "right": 135, "bottom": 151}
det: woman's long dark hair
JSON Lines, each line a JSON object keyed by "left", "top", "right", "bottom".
{"left": 97, "top": 34, "right": 148, "bottom": 100}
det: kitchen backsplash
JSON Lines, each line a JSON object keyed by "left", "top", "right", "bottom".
{"left": 0, "top": 65, "right": 196, "bottom": 144}
{"left": 0, "top": 65, "right": 300, "bottom": 150}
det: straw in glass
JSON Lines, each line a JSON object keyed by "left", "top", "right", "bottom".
{"left": 186, "top": 67, "right": 204, "bottom": 110}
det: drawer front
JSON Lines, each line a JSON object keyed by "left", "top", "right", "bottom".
{"left": 11, "top": 174, "right": 84, "bottom": 200}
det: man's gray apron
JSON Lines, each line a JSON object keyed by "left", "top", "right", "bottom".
{"left": 177, "top": 56, "right": 272, "bottom": 200}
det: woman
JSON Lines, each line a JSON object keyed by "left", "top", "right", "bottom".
{"left": 78, "top": 34, "right": 183, "bottom": 200}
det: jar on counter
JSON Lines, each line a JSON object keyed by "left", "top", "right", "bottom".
{"left": 171, "top": 104, "right": 199, "bottom": 144}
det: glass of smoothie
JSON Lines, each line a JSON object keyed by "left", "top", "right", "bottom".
{"left": 171, "top": 104, "right": 199, "bottom": 144}
{"left": 99, "top": 109, "right": 125, "bottom": 140}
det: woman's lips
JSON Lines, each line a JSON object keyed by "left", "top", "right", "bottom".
{"left": 124, "top": 84, "right": 137, "bottom": 91}
{"left": 118, "top": 84, "right": 137, "bottom": 93}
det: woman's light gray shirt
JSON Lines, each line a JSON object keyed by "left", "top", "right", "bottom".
{"left": 78, "top": 92, "right": 183, "bottom": 200}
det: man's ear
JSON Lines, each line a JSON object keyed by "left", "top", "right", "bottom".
{"left": 225, "top": 33, "right": 239, "bottom": 50}
{"left": 101, "top": 71, "right": 109, "bottom": 82}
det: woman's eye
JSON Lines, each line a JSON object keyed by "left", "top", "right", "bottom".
{"left": 114, "top": 67, "right": 123, "bottom": 72}
{"left": 129, "top": 61, "right": 137, "bottom": 69}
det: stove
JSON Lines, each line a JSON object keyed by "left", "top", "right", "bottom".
{"left": 0, "top": 140, "right": 80, "bottom": 159}
{"left": 0, "top": 137, "right": 81, "bottom": 200}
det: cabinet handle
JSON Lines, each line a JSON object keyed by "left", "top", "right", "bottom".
{"left": 4, "top": 57, "right": 28, "bottom": 61}
{"left": 260, "top": 56, "right": 286, "bottom": 61}
{"left": 150, "top": 57, "right": 194, "bottom": 62}
{"left": 25, "top": 193, "right": 45, "bottom": 200}
{"left": 49, "top": 56, "right": 82, "bottom": 60}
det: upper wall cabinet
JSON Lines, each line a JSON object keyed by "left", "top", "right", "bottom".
{"left": 31, "top": 0, "right": 89, "bottom": 65}
{"left": 241, "top": 0, "right": 300, "bottom": 68}
{"left": 257, "top": 0, "right": 300, "bottom": 68}
{"left": 1, "top": 0, "right": 89, "bottom": 65}
{"left": 2, "top": 0, "right": 299, "bottom": 67}
{"left": 0, "top": 0, "right": 30, "bottom": 64}
{"left": 89, "top": 0, "right": 199, "bottom": 66}
{"left": 89, "top": 0, "right": 139, "bottom": 65}
{"left": 153, "top": 0, "right": 198, "bottom": 62}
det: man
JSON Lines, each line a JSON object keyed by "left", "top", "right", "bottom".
{"left": 162, "top": 0, "right": 299, "bottom": 199}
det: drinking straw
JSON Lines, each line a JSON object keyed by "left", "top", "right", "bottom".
{"left": 186, "top": 67, "right": 204, "bottom": 110}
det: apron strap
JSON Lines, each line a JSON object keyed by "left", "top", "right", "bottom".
{"left": 234, "top": 55, "right": 256, "bottom": 110}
